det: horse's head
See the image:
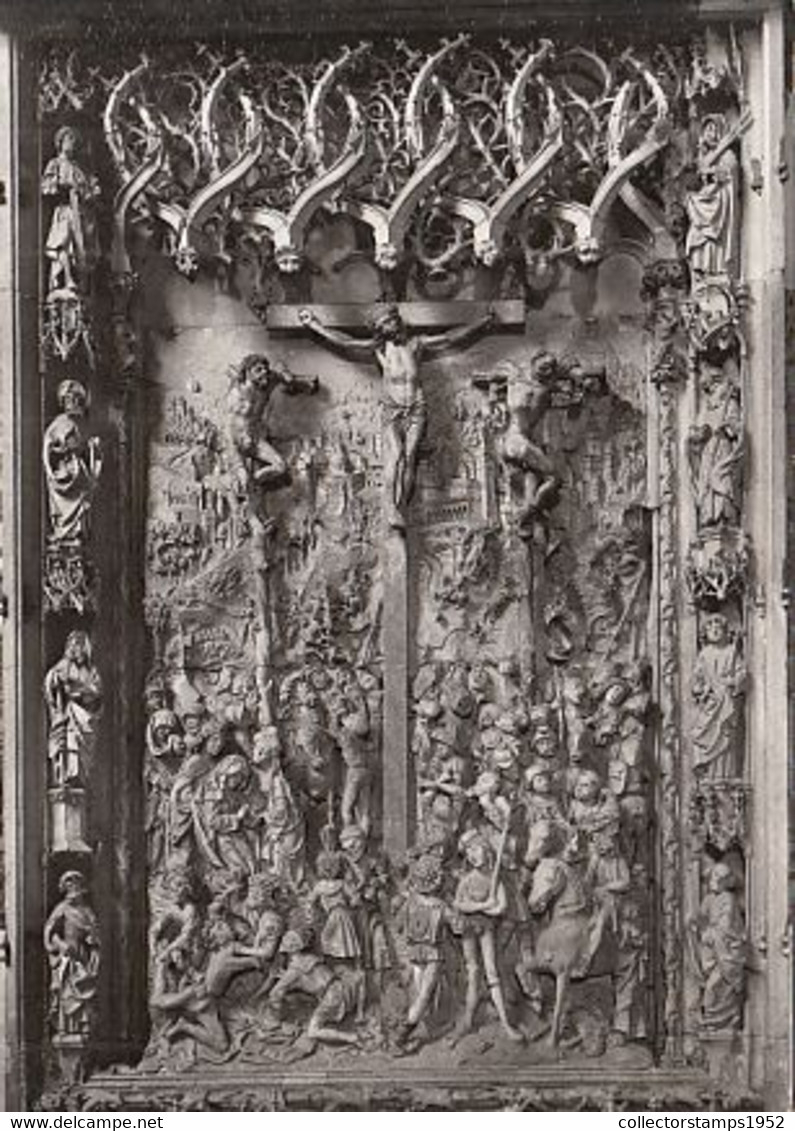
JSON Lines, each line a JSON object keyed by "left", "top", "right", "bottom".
{"left": 528, "top": 855, "right": 565, "bottom": 915}
{"left": 527, "top": 824, "right": 587, "bottom": 916}
{"left": 525, "top": 818, "right": 566, "bottom": 868}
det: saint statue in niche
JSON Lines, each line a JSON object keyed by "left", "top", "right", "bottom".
{"left": 42, "top": 125, "right": 99, "bottom": 300}
{"left": 299, "top": 303, "right": 496, "bottom": 530}
{"left": 691, "top": 612, "right": 746, "bottom": 780}
{"left": 684, "top": 114, "right": 739, "bottom": 280}
{"left": 688, "top": 361, "right": 743, "bottom": 529}
{"left": 44, "top": 630, "right": 103, "bottom": 788}
{"left": 43, "top": 870, "right": 100, "bottom": 1039}
{"left": 43, "top": 379, "right": 103, "bottom": 546}
{"left": 687, "top": 861, "right": 747, "bottom": 1033}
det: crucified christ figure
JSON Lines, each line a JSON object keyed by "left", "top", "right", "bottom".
{"left": 299, "top": 303, "right": 496, "bottom": 530}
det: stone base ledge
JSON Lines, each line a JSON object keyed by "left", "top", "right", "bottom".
{"left": 41, "top": 1067, "right": 761, "bottom": 1112}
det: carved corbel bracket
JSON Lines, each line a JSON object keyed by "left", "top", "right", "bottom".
{"left": 689, "top": 780, "right": 749, "bottom": 856}
{"left": 686, "top": 529, "right": 750, "bottom": 610}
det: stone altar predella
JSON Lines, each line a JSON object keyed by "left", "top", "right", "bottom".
{"left": 28, "top": 19, "right": 776, "bottom": 1112}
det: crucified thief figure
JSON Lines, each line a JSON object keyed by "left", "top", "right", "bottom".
{"left": 228, "top": 353, "right": 319, "bottom": 496}
{"left": 300, "top": 304, "right": 496, "bottom": 530}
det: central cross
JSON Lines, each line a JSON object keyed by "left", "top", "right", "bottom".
{"left": 269, "top": 298, "right": 525, "bottom": 857}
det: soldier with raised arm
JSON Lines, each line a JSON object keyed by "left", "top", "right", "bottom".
{"left": 299, "top": 303, "right": 496, "bottom": 530}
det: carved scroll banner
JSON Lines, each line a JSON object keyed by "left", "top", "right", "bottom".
{"left": 33, "top": 30, "right": 762, "bottom": 1110}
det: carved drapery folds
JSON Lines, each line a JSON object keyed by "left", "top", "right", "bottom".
{"left": 34, "top": 28, "right": 761, "bottom": 1107}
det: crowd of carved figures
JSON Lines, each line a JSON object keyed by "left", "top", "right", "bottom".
{"left": 139, "top": 656, "right": 654, "bottom": 1063}
{"left": 37, "top": 28, "right": 756, "bottom": 1096}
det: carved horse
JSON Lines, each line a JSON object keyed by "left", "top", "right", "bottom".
{"left": 523, "top": 821, "right": 624, "bottom": 1046}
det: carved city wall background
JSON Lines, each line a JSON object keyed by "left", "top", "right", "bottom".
{"left": 4, "top": 9, "right": 789, "bottom": 1110}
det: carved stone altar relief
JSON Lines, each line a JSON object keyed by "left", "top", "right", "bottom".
{"left": 133, "top": 243, "right": 658, "bottom": 1073}
{"left": 28, "top": 26, "right": 774, "bottom": 1109}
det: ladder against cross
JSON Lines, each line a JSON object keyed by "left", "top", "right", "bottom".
{"left": 268, "top": 298, "right": 526, "bottom": 858}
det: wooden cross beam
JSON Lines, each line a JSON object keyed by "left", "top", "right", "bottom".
{"left": 266, "top": 299, "right": 525, "bottom": 333}
{"left": 269, "top": 297, "right": 526, "bottom": 858}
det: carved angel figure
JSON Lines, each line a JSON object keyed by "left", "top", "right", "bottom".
{"left": 43, "top": 380, "right": 103, "bottom": 546}
{"left": 42, "top": 126, "right": 99, "bottom": 298}
{"left": 685, "top": 115, "right": 739, "bottom": 279}
{"left": 44, "top": 630, "right": 103, "bottom": 788}
{"left": 43, "top": 870, "right": 100, "bottom": 1039}
{"left": 691, "top": 613, "right": 746, "bottom": 780}
{"left": 688, "top": 362, "right": 743, "bottom": 529}
{"left": 687, "top": 861, "right": 747, "bottom": 1032}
